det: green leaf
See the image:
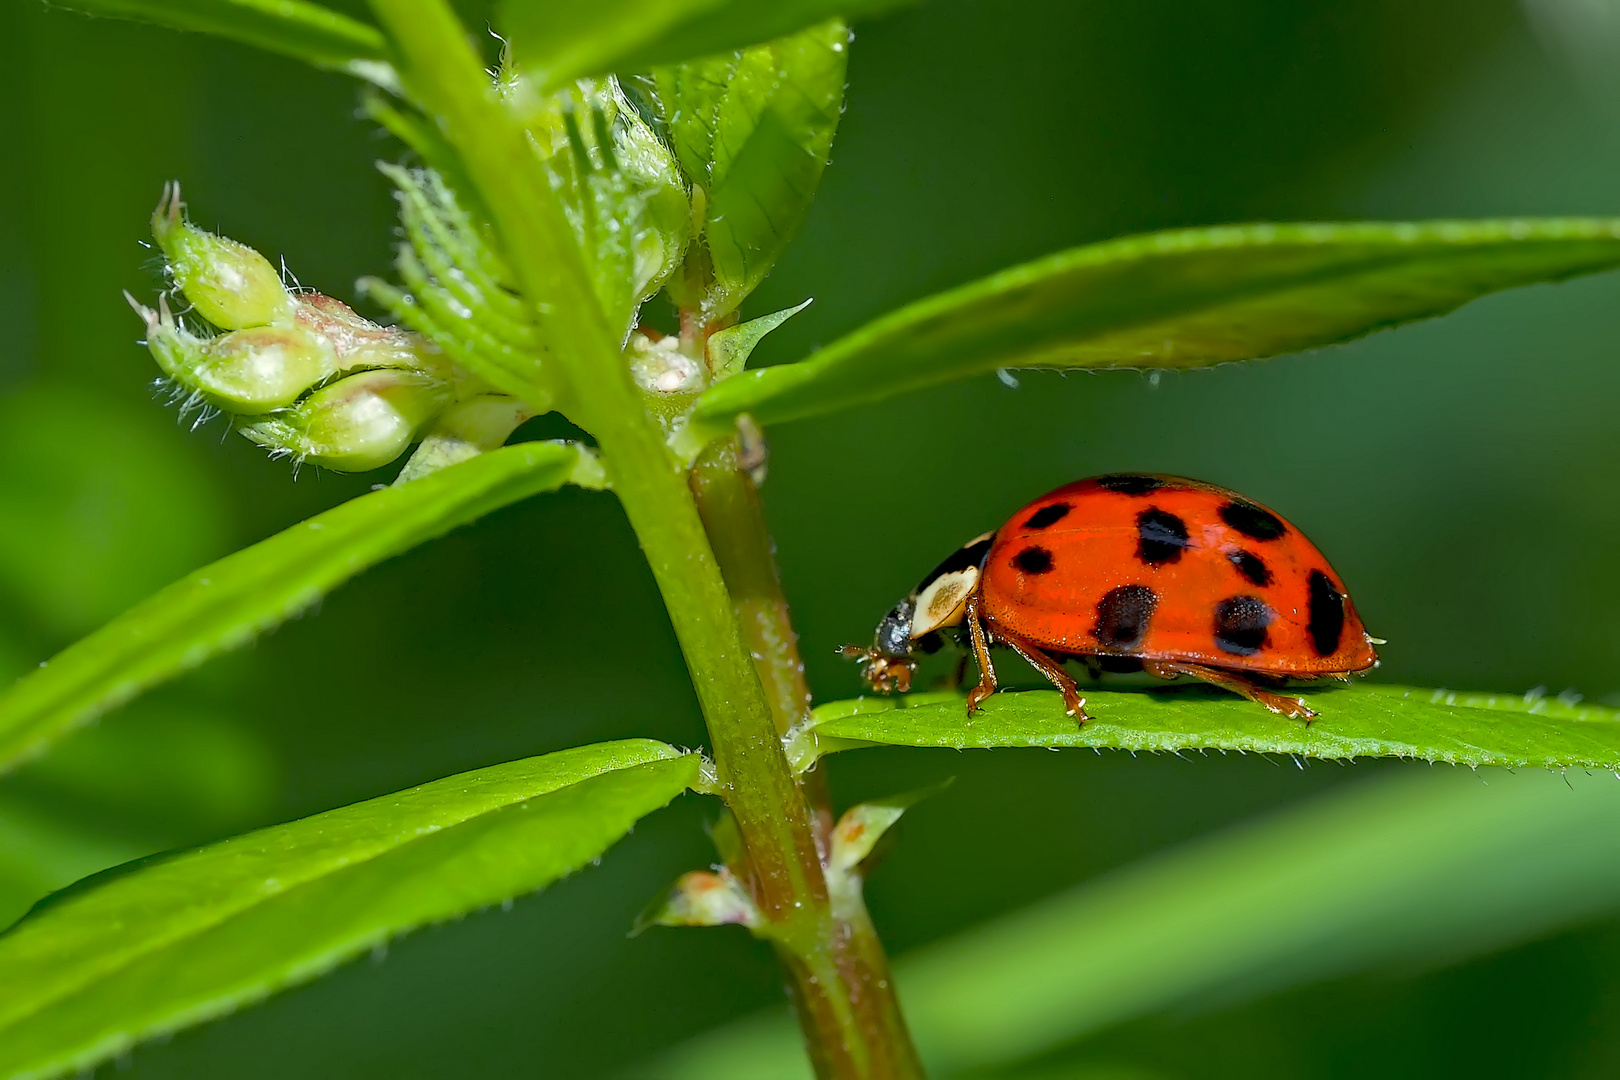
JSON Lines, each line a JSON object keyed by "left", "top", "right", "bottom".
{"left": 787, "top": 683, "right": 1620, "bottom": 772}
{"left": 502, "top": 0, "right": 902, "bottom": 87}
{"left": 827, "top": 777, "right": 952, "bottom": 876}
{"left": 0, "top": 441, "right": 583, "bottom": 776}
{"left": 642, "top": 767, "right": 1620, "bottom": 1079}
{"left": 708, "top": 299, "right": 813, "bottom": 380}
{"left": 657, "top": 21, "right": 848, "bottom": 319}
{"left": 46, "top": 0, "right": 396, "bottom": 85}
{"left": 0, "top": 740, "right": 700, "bottom": 1080}
{"left": 521, "top": 79, "right": 691, "bottom": 333}
{"left": 690, "top": 218, "right": 1620, "bottom": 435}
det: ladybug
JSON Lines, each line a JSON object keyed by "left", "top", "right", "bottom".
{"left": 844, "top": 474, "right": 1378, "bottom": 723}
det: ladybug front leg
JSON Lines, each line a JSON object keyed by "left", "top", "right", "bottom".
{"left": 963, "top": 593, "right": 999, "bottom": 716}
{"left": 1141, "top": 660, "right": 1316, "bottom": 721}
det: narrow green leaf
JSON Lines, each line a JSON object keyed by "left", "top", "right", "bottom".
{"left": 657, "top": 22, "right": 847, "bottom": 319}
{"left": 521, "top": 79, "right": 691, "bottom": 332}
{"left": 788, "top": 683, "right": 1620, "bottom": 772}
{"left": 708, "top": 299, "right": 813, "bottom": 380}
{"left": 46, "top": 0, "right": 396, "bottom": 85}
{"left": 642, "top": 767, "right": 1620, "bottom": 1079}
{"left": 691, "top": 218, "right": 1620, "bottom": 434}
{"left": 0, "top": 740, "right": 699, "bottom": 1080}
{"left": 0, "top": 441, "right": 582, "bottom": 775}
{"left": 827, "top": 777, "right": 952, "bottom": 875}
{"left": 502, "top": 0, "right": 903, "bottom": 87}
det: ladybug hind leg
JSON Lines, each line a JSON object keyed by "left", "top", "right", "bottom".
{"left": 1004, "top": 636, "right": 1091, "bottom": 725}
{"left": 1142, "top": 660, "right": 1316, "bottom": 722}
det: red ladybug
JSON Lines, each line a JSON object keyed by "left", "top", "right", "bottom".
{"left": 846, "top": 474, "right": 1378, "bottom": 723}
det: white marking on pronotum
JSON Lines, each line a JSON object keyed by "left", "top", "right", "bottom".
{"left": 911, "top": 566, "right": 978, "bottom": 637}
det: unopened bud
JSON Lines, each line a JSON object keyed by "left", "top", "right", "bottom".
{"left": 239, "top": 369, "right": 452, "bottom": 472}
{"left": 634, "top": 869, "right": 760, "bottom": 933}
{"left": 151, "top": 182, "right": 294, "bottom": 330}
{"left": 132, "top": 294, "right": 338, "bottom": 413}
{"left": 829, "top": 779, "right": 955, "bottom": 877}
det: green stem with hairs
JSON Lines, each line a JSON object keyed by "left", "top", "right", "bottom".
{"left": 692, "top": 438, "right": 923, "bottom": 1077}
{"left": 363, "top": 2, "right": 923, "bottom": 1075}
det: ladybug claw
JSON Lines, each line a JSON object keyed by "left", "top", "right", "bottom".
{"left": 1264, "top": 695, "right": 1317, "bottom": 722}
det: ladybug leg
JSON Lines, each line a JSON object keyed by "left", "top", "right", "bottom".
{"left": 1142, "top": 660, "right": 1317, "bottom": 721}
{"left": 994, "top": 629, "right": 1090, "bottom": 724}
{"left": 963, "top": 593, "right": 999, "bottom": 716}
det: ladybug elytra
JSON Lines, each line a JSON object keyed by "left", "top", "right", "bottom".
{"left": 845, "top": 474, "right": 1379, "bottom": 723}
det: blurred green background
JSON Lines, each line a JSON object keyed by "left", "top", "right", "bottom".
{"left": 4, "top": 0, "right": 1620, "bottom": 1075}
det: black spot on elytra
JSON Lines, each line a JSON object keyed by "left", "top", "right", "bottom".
{"left": 1095, "top": 474, "right": 1163, "bottom": 496}
{"left": 1226, "top": 548, "right": 1271, "bottom": 587}
{"left": 1012, "top": 546, "right": 1054, "bottom": 575}
{"left": 914, "top": 534, "right": 993, "bottom": 593}
{"left": 1213, "top": 595, "right": 1275, "bottom": 656}
{"left": 1091, "top": 585, "right": 1157, "bottom": 650}
{"left": 1136, "top": 508, "right": 1190, "bottom": 565}
{"left": 1219, "top": 499, "right": 1287, "bottom": 541}
{"left": 1023, "top": 503, "right": 1071, "bottom": 529}
{"left": 1307, "top": 569, "right": 1346, "bottom": 656}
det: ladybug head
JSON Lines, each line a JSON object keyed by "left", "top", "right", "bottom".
{"left": 840, "top": 598, "right": 918, "bottom": 694}
{"left": 841, "top": 531, "right": 994, "bottom": 696}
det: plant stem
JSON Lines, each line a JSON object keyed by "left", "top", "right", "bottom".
{"left": 367, "top": 4, "right": 921, "bottom": 1075}
{"left": 692, "top": 439, "right": 924, "bottom": 1078}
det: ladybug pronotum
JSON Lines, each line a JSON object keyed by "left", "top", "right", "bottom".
{"left": 845, "top": 474, "right": 1379, "bottom": 723}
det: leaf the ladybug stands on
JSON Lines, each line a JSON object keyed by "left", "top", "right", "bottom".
{"left": 785, "top": 685, "right": 1620, "bottom": 773}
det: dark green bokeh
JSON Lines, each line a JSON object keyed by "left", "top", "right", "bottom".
{"left": 3, "top": 0, "right": 1620, "bottom": 1075}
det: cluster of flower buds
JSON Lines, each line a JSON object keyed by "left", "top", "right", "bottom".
{"left": 129, "top": 184, "right": 517, "bottom": 474}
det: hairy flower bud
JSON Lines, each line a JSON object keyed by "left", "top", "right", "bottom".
{"left": 132, "top": 184, "right": 518, "bottom": 474}
{"left": 238, "top": 369, "right": 453, "bottom": 473}
{"left": 151, "top": 182, "right": 294, "bottom": 330}
{"left": 130, "top": 294, "right": 339, "bottom": 413}
{"left": 635, "top": 869, "right": 760, "bottom": 933}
